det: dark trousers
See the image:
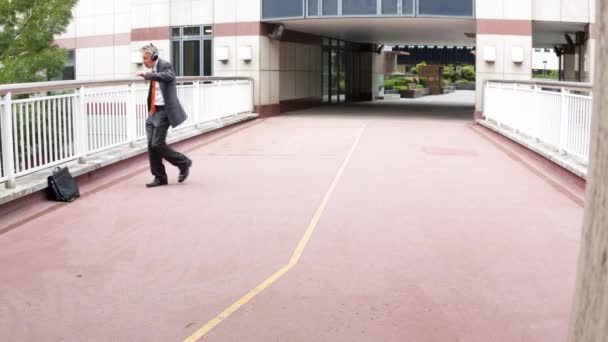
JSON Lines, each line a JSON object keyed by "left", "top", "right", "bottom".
{"left": 146, "top": 122, "right": 190, "bottom": 182}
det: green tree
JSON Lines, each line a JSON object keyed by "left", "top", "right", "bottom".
{"left": 0, "top": 0, "right": 77, "bottom": 84}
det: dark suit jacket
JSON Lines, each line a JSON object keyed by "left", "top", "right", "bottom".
{"left": 145, "top": 59, "right": 188, "bottom": 128}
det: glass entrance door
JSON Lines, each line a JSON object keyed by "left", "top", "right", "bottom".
{"left": 330, "top": 49, "right": 339, "bottom": 103}
{"left": 322, "top": 50, "right": 330, "bottom": 104}
{"left": 322, "top": 39, "right": 351, "bottom": 104}
{"left": 338, "top": 49, "right": 346, "bottom": 102}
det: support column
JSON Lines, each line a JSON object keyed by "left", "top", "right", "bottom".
{"left": 582, "top": 23, "right": 598, "bottom": 83}
{"left": 567, "top": 1, "right": 608, "bottom": 340}
{"left": 356, "top": 47, "right": 374, "bottom": 102}
{"left": 371, "top": 48, "right": 384, "bottom": 101}
{"left": 563, "top": 53, "right": 577, "bottom": 82}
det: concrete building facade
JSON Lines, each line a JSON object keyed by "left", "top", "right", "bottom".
{"left": 54, "top": 0, "right": 597, "bottom": 116}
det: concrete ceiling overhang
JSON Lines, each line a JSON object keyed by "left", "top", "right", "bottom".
{"left": 270, "top": 17, "right": 477, "bottom": 46}
{"left": 532, "top": 21, "right": 589, "bottom": 48}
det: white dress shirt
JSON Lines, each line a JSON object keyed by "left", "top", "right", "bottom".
{"left": 152, "top": 60, "right": 165, "bottom": 106}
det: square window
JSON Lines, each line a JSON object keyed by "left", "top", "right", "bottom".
{"left": 382, "top": 0, "right": 399, "bottom": 14}
{"left": 65, "top": 49, "right": 75, "bottom": 67}
{"left": 183, "top": 26, "right": 201, "bottom": 36}
{"left": 262, "top": 0, "right": 304, "bottom": 18}
{"left": 323, "top": 0, "right": 338, "bottom": 15}
{"left": 183, "top": 40, "right": 201, "bottom": 76}
{"left": 170, "top": 25, "right": 213, "bottom": 77}
{"left": 343, "top": 0, "right": 377, "bottom": 15}
{"left": 308, "top": 0, "right": 318, "bottom": 16}
{"left": 171, "top": 41, "right": 181, "bottom": 76}
{"left": 418, "top": 0, "right": 474, "bottom": 17}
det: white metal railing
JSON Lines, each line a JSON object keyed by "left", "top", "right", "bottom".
{"left": 483, "top": 80, "right": 593, "bottom": 164}
{"left": 0, "top": 77, "right": 254, "bottom": 188}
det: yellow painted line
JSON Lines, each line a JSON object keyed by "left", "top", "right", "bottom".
{"left": 184, "top": 123, "right": 367, "bottom": 342}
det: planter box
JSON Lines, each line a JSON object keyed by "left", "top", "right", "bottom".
{"left": 400, "top": 88, "right": 431, "bottom": 98}
{"left": 384, "top": 93, "right": 402, "bottom": 100}
{"left": 454, "top": 83, "right": 476, "bottom": 91}
{"left": 442, "top": 86, "right": 456, "bottom": 94}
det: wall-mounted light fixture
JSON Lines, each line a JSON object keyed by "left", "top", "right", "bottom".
{"left": 512, "top": 47, "right": 524, "bottom": 64}
{"left": 483, "top": 46, "right": 496, "bottom": 63}
{"left": 131, "top": 51, "right": 143, "bottom": 64}
{"left": 268, "top": 24, "right": 285, "bottom": 40}
{"left": 216, "top": 46, "right": 229, "bottom": 63}
{"left": 239, "top": 46, "right": 252, "bottom": 62}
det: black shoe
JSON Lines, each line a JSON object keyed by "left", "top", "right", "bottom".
{"left": 146, "top": 179, "right": 168, "bottom": 188}
{"left": 178, "top": 160, "right": 192, "bottom": 183}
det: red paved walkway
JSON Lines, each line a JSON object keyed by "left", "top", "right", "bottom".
{"left": 0, "top": 102, "right": 584, "bottom": 341}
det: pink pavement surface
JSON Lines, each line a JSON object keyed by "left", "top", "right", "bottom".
{"left": 0, "top": 103, "right": 584, "bottom": 342}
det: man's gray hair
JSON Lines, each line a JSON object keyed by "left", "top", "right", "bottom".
{"left": 141, "top": 43, "right": 158, "bottom": 56}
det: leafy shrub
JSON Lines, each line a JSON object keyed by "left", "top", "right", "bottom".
{"left": 442, "top": 65, "right": 459, "bottom": 83}
{"left": 385, "top": 76, "right": 420, "bottom": 91}
{"left": 411, "top": 61, "right": 428, "bottom": 75}
{"left": 454, "top": 79, "right": 474, "bottom": 85}
{"left": 533, "top": 69, "right": 559, "bottom": 80}
{"left": 459, "top": 65, "right": 476, "bottom": 82}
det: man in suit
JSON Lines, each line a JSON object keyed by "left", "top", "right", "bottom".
{"left": 136, "top": 43, "right": 192, "bottom": 188}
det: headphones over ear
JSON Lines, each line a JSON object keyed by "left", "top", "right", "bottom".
{"left": 150, "top": 43, "right": 159, "bottom": 61}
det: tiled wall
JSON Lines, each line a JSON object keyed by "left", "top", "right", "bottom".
{"left": 532, "top": 0, "right": 595, "bottom": 23}
{"left": 214, "top": 0, "right": 260, "bottom": 23}
{"left": 58, "top": 0, "right": 132, "bottom": 80}
{"left": 56, "top": 0, "right": 218, "bottom": 80}
{"left": 278, "top": 42, "right": 323, "bottom": 103}
{"left": 475, "top": 0, "right": 533, "bottom": 112}
{"left": 211, "top": 0, "right": 269, "bottom": 107}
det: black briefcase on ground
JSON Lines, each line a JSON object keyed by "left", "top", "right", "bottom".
{"left": 47, "top": 167, "right": 80, "bottom": 202}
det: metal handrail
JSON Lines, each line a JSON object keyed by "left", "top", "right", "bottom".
{"left": 483, "top": 79, "right": 594, "bottom": 167}
{"left": 0, "top": 76, "right": 254, "bottom": 96}
{"left": 485, "top": 79, "right": 592, "bottom": 92}
{"left": 0, "top": 76, "right": 255, "bottom": 188}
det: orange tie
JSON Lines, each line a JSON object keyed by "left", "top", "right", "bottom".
{"left": 149, "top": 80, "right": 156, "bottom": 115}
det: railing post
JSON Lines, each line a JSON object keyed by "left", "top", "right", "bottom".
{"left": 531, "top": 84, "right": 540, "bottom": 140}
{"left": 496, "top": 82, "right": 503, "bottom": 127}
{"left": 558, "top": 87, "right": 568, "bottom": 155}
{"left": 250, "top": 79, "right": 255, "bottom": 113}
{"left": 2, "top": 92, "right": 16, "bottom": 189}
{"left": 216, "top": 81, "right": 223, "bottom": 123}
{"left": 194, "top": 81, "right": 201, "bottom": 128}
{"left": 127, "top": 83, "right": 137, "bottom": 147}
{"left": 482, "top": 82, "right": 488, "bottom": 121}
{"left": 76, "top": 86, "right": 88, "bottom": 164}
